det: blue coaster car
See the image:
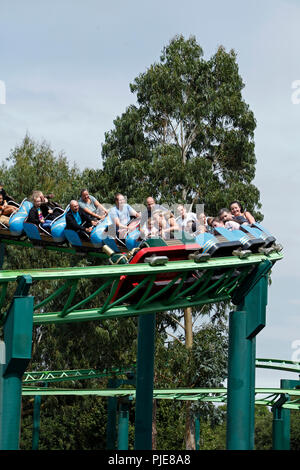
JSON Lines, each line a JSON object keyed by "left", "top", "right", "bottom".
{"left": 64, "top": 228, "right": 91, "bottom": 249}
{"left": 23, "top": 221, "right": 57, "bottom": 246}
{"left": 194, "top": 231, "right": 242, "bottom": 257}
{"left": 90, "top": 216, "right": 141, "bottom": 252}
{"left": 64, "top": 224, "right": 124, "bottom": 262}
{"left": 124, "top": 218, "right": 141, "bottom": 250}
{"left": 9, "top": 199, "right": 33, "bottom": 237}
{"left": 240, "top": 223, "right": 276, "bottom": 248}
{"left": 23, "top": 222, "right": 44, "bottom": 242}
{"left": 90, "top": 216, "right": 120, "bottom": 252}
{"left": 64, "top": 215, "right": 120, "bottom": 255}
{"left": 50, "top": 206, "right": 69, "bottom": 243}
{"left": 212, "top": 227, "right": 265, "bottom": 253}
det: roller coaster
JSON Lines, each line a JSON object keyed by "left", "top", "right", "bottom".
{"left": 0, "top": 195, "right": 283, "bottom": 308}
{"left": 2, "top": 196, "right": 281, "bottom": 259}
{"left": 0, "top": 194, "right": 285, "bottom": 451}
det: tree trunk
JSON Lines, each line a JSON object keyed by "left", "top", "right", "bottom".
{"left": 185, "top": 401, "right": 196, "bottom": 450}
{"left": 184, "top": 307, "right": 195, "bottom": 450}
{"left": 184, "top": 307, "right": 193, "bottom": 349}
{"left": 152, "top": 398, "right": 157, "bottom": 450}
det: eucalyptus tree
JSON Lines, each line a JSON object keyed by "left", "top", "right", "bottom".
{"left": 102, "top": 34, "right": 261, "bottom": 217}
{"left": 101, "top": 34, "right": 262, "bottom": 449}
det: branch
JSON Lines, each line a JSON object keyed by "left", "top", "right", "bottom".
{"left": 167, "top": 117, "right": 182, "bottom": 149}
{"left": 166, "top": 331, "right": 184, "bottom": 345}
{"left": 183, "top": 124, "right": 199, "bottom": 156}
{"left": 192, "top": 305, "right": 207, "bottom": 326}
{"left": 162, "top": 311, "right": 186, "bottom": 331}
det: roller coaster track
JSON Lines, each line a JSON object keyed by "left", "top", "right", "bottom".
{"left": 21, "top": 386, "right": 300, "bottom": 410}
{"left": 22, "top": 358, "right": 300, "bottom": 385}
{"left": 0, "top": 251, "right": 282, "bottom": 325}
{"left": 23, "top": 366, "right": 136, "bottom": 384}
{"left": 22, "top": 358, "right": 300, "bottom": 410}
{"left": 0, "top": 237, "right": 107, "bottom": 259}
{"left": 256, "top": 358, "right": 300, "bottom": 374}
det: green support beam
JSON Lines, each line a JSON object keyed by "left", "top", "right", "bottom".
{"left": 134, "top": 313, "right": 156, "bottom": 450}
{"left": 0, "top": 275, "right": 34, "bottom": 450}
{"left": 226, "top": 262, "right": 271, "bottom": 451}
{"left": 118, "top": 400, "right": 130, "bottom": 450}
{"left": 0, "top": 236, "right": 108, "bottom": 260}
{"left": 106, "top": 377, "right": 119, "bottom": 450}
{"left": 32, "top": 395, "right": 41, "bottom": 450}
{"left": 272, "top": 379, "right": 300, "bottom": 450}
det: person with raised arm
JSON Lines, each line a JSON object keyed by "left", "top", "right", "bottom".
{"left": 79, "top": 189, "right": 108, "bottom": 221}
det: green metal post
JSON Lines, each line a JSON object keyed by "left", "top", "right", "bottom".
{"left": 226, "top": 310, "right": 253, "bottom": 449}
{"left": 32, "top": 395, "right": 41, "bottom": 450}
{"left": 272, "top": 407, "right": 284, "bottom": 450}
{"left": 226, "top": 273, "right": 269, "bottom": 450}
{"left": 0, "top": 283, "right": 34, "bottom": 450}
{"left": 271, "top": 390, "right": 291, "bottom": 450}
{"left": 249, "top": 337, "right": 256, "bottom": 449}
{"left": 279, "top": 379, "right": 299, "bottom": 450}
{"left": 281, "top": 407, "right": 291, "bottom": 450}
{"left": 106, "top": 377, "right": 119, "bottom": 450}
{"left": 118, "top": 400, "right": 129, "bottom": 450}
{"left": 134, "top": 313, "right": 156, "bottom": 450}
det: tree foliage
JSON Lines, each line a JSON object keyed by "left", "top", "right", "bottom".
{"left": 102, "top": 34, "right": 262, "bottom": 219}
{"left": 0, "top": 135, "right": 138, "bottom": 450}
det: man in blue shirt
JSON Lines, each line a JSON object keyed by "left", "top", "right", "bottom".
{"left": 109, "top": 193, "right": 140, "bottom": 239}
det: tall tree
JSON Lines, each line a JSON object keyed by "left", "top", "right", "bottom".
{"left": 101, "top": 35, "right": 262, "bottom": 449}
{"left": 103, "top": 34, "right": 261, "bottom": 217}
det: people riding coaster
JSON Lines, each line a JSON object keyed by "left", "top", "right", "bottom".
{"left": 0, "top": 180, "right": 281, "bottom": 263}
{"left": 0, "top": 193, "right": 17, "bottom": 226}
{"left": 27, "top": 194, "right": 53, "bottom": 233}
{"left": 65, "top": 200, "right": 98, "bottom": 240}
{"left": 109, "top": 193, "right": 141, "bottom": 245}
{"left": 79, "top": 188, "right": 108, "bottom": 222}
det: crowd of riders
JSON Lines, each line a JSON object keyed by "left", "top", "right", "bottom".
{"left": 0, "top": 183, "right": 256, "bottom": 242}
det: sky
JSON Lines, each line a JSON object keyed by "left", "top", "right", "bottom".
{"left": 0, "top": 0, "right": 300, "bottom": 390}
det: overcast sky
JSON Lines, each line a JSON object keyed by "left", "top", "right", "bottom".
{"left": 0, "top": 0, "right": 300, "bottom": 389}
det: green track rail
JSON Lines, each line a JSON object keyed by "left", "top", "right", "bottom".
{"left": 23, "top": 366, "right": 136, "bottom": 384}
{"left": 22, "top": 358, "right": 300, "bottom": 411}
{"left": 256, "top": 358, "right": 300, "bottom": 374}
{"left": 0, "top": 237, "right": 107, "bottom": 259}
{"left": 21, "top": 386, "right": 300, "bottom": 409}
{"left": 0, "top": 252, "right": 282, "bottom": 325}
{"left": 22, "top": 358, "right": 299, "bottom": 386}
